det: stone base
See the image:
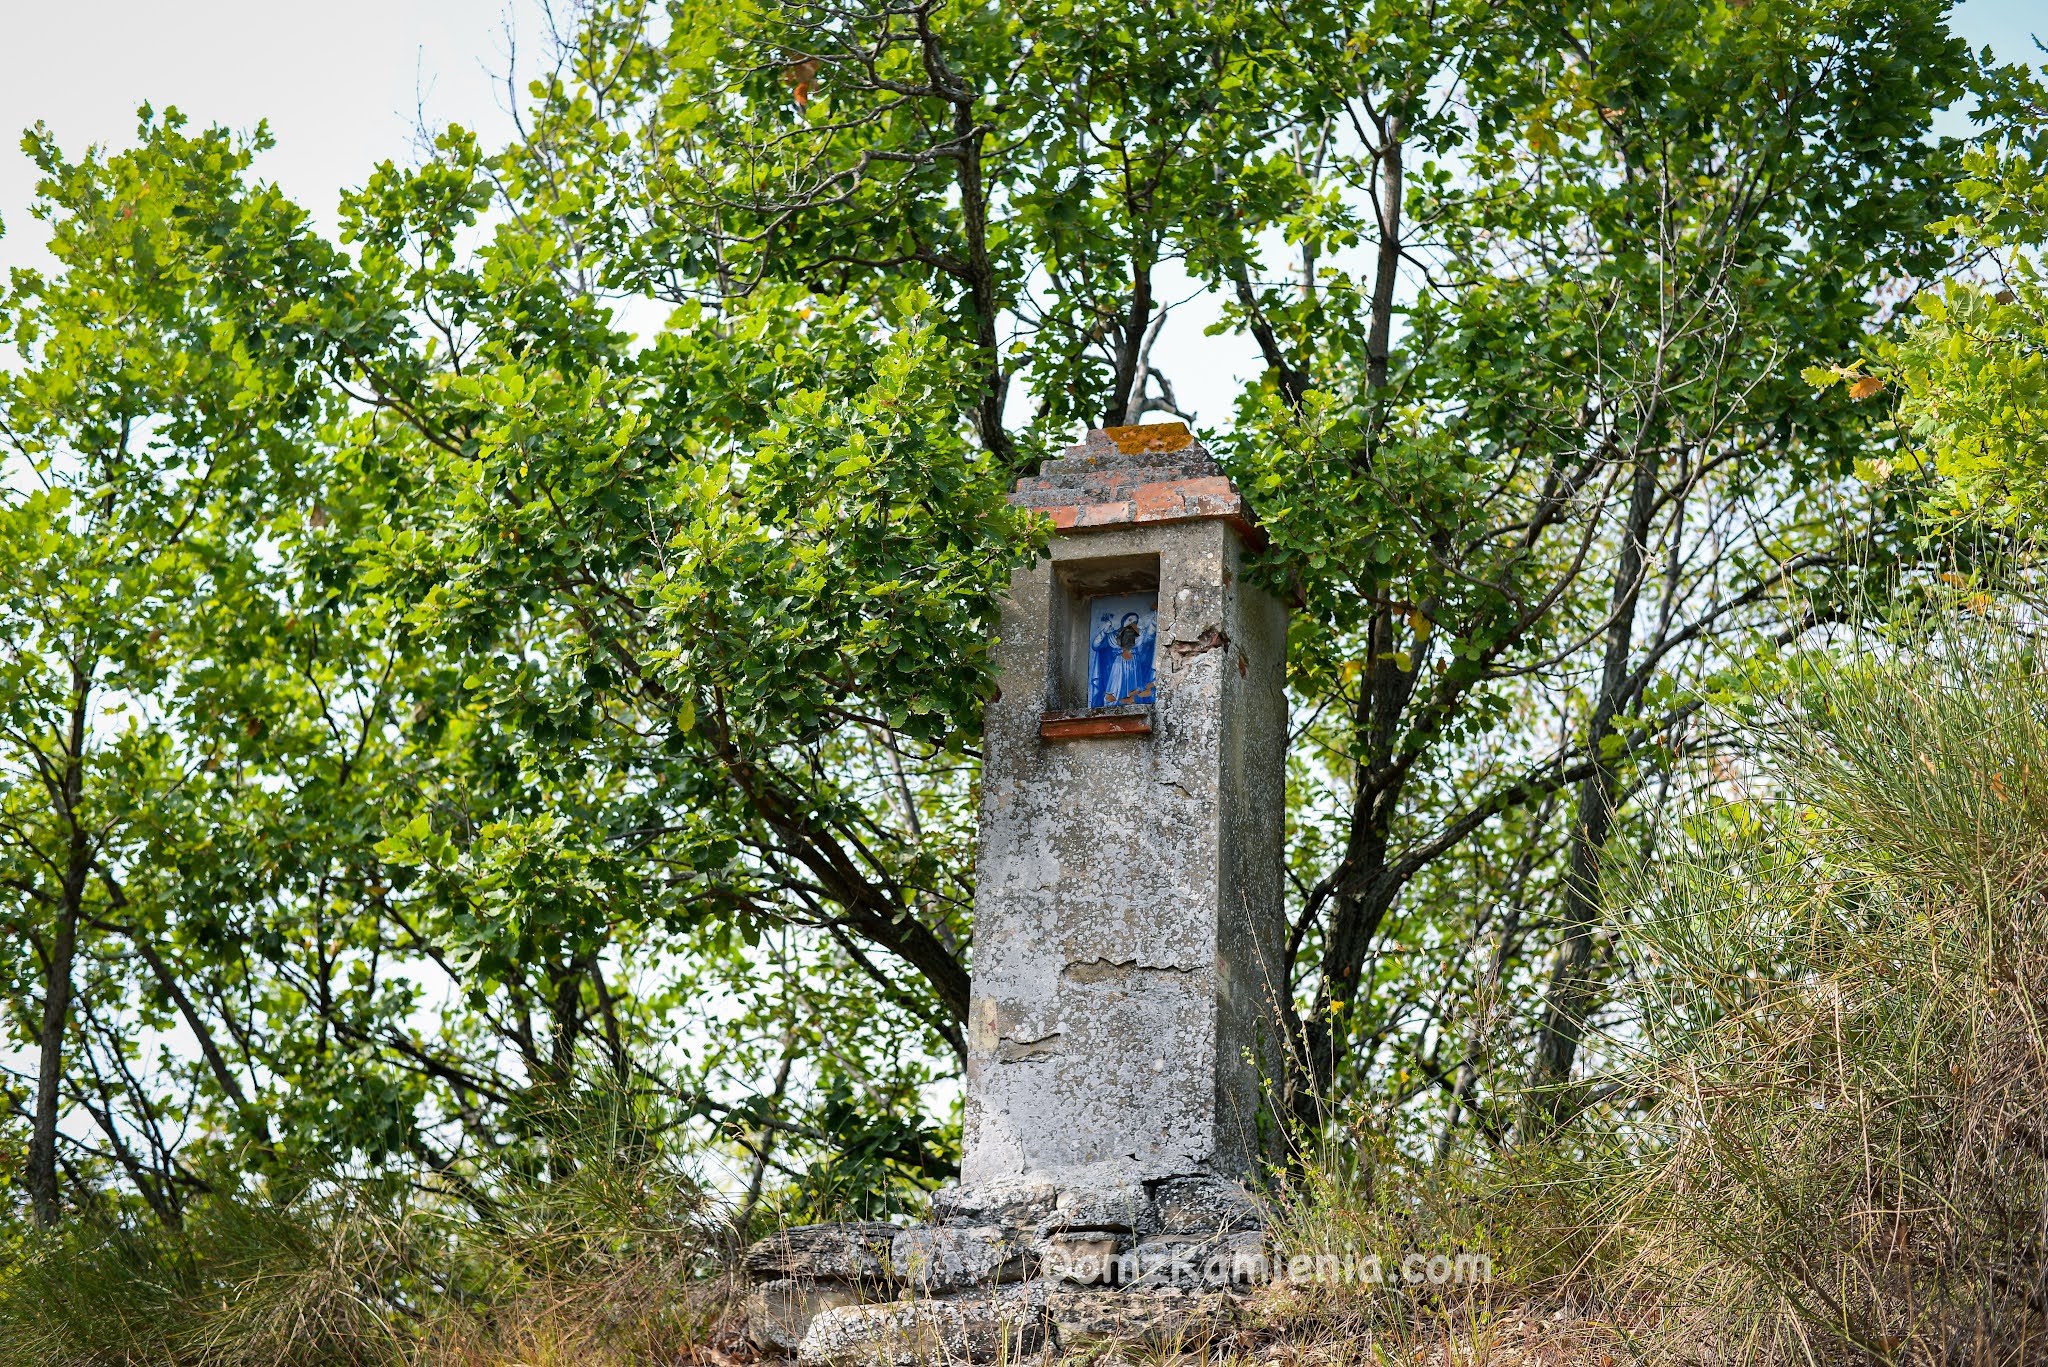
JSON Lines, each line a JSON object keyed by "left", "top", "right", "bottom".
{"left": 741, "top": 1176, "right": 1271, "bottom": 1361}
{"left": 893, "top": 1225, "right": 1031, "bottom": 1293}
{"left": 795, "top": 1285, "right": 1246, "bottom": 1366}
{"left": 798, "top": 1298, "right": 1049, "bottom": 1367}
{"left": 934, "top": 1172, "right": 1263, "bottom": 1235}
{"left": 1046, "top": 1286, "right": 1238, "bottom": 1352}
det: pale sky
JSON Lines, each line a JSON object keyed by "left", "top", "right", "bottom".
{"left": 0, "top": 0, "right": 2038, "bottom": 423}
{"left": 0, "top": 0, "right": 544, "bottom": 263}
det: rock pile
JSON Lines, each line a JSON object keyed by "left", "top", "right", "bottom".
{"left": 743, "top": 1175, "right": 1272, "bottom": 1364}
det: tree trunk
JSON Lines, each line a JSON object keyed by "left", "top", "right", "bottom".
{"left": 1365, "top": 114, "right": 1403, "bottom": 393}
{"left": 29, "top": 675, "right": 90, "bottom": 1228}
{"left": 1283, "top": 605, "right": 1421, "bottom": 1134}
{"left": 1104, "top": 257, "right": 1156, "bottom": 429}
{"left": 915, "top": 13, "right": 1014, "bottom": 472}
{"left": 1278, "top": 114, "right": 1413, "bottom": 1130}
{"left": 28, "top": 899, "right": 79, "bottom": 1228}
{"left": 1526, "top": 448, "right": 1662, "bottom": 1122}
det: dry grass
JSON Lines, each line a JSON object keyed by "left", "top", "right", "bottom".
{"left": 0, "top": 1119, "right": 739, "bottom": 1367}
{"left": 1591, "top": 622, "right": 2048, "bottom": 1364}
{"left": 418, "top": 1262, "right": 742, "bottom": 1367}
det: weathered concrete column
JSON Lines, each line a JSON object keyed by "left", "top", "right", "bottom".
{"left": 953, "top": 423, "right": 1287, "bottom": 1226}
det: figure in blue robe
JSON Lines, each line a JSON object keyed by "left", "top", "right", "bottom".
{"left": 1089, "top": 612, "right": 1120, "bottom": 707}
{"left": 1096, "top": 611, "right": 1156, "bottom": 705}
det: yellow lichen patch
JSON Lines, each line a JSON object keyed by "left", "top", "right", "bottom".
{"left": 1106, "top": 422, "right": 1193, "bottom": 454}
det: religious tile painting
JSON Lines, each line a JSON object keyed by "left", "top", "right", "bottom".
{"left": 1086, "top": 593, "right": 1158, "bottom": 707}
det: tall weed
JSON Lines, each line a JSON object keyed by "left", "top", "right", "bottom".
{"left": 1612, "top": 620, "right": 2048, "bottom": 1362}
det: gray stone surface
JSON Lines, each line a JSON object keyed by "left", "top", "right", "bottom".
{"left": 1122, "top": 1234, "right": 1213, "bottom": 1287}
{"left": 960, "top": 426, "right": 1288, "bottom": 1210}
{"left": 744, "top": 1222, "right": 901, "bottom": 1283}
{"left": 929, "top": 1176, "right": 1058, "bottom": 1231}
{"left": 1151, "top": 1173, "right": 1265, "bottom": 1233}
{"left": 797, "top": 1298, "right": 1049, "bottom": 1367}
{"left": 891, "top": 1225, "right": 1030, "bottom": 1293}
{"left": 1044, "top": 1286, "right": 1238, "bottom": 1350}
{"left": 746, "top": 1278, "right": 865, "bottom": 1354}
{"left": 1123, "top": 1229, "right": 1274, "bottom": 1289}
{"left": 1040, "top": 1232, "right": 1122, "bottom": 1285}
{"left": 1049, "top": 1176, "right": 1155, "bottom": 1233}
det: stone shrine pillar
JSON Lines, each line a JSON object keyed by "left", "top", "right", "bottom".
{"left": 750, "top": 426, "right": 1289, "bottom": 1362}
{"left": 949, "top": 422, "right": 1288, "bottom": 1226}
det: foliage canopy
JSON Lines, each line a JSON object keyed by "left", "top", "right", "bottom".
{"left": 0, "top": 0, "right": 2006, "bottom": 1264}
